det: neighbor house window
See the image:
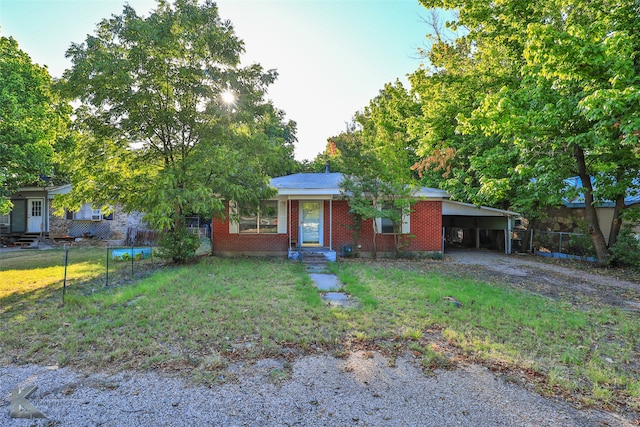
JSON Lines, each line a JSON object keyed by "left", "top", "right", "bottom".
{"left": 239, "top": 201, "right": 278, "bottom": 234}
{"left": 0, "top": 213, "right": 9, "bottom": 225}
{"left": 70, "top": 203, "right": 103, "bottom": 221}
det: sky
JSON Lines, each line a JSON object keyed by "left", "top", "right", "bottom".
{"left": 0, "top": 0, "right": 435, "bottom": 160}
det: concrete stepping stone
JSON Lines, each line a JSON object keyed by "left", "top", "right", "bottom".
{"left": 309, "top": 273, "right": 342, "bottom": 291}
{"left": 322, "top": 292, "right": 359, "bottom": 308}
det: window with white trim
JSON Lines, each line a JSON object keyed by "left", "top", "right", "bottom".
{"left": 375, "top": 202, "right": 410, "bottom": 234}
{"left": 229, "top": 200, "right": 287, "bottom": 234}
{"left": 239, "top": 201, "right": 278, "bottom": 234}
{"left": 72, "top": 203, "right": 103, "bottom": 221}
{"left": 0, "top": 213, "right": 9, "bottom": 225}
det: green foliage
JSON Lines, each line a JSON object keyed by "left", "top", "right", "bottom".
{"left": 609, "top": 226, "right": 640, "bottom": 270}
{"left": 566, "top": 232, "right": 595, "bottom": 257}
{"left": 328, "top": 82, "right": 419, "bottom": 257}
{"left": 157, "top": 226, "right": 201, "bottom": 264}
{"left": 57, "top": 0, "right": 295, "bottom": 261}
{"left": 414, "top": 0, "right": 640, "bottom": 263}
{"left": 0, "top": 36, "right": 71, "bottom": 213}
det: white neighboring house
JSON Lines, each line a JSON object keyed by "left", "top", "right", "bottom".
{"left": 4, "top": 184, "right": 145, "bottom": 245}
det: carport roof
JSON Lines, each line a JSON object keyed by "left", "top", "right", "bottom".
{"left": 443, "top": 200, "right": 519, "bottom": 217}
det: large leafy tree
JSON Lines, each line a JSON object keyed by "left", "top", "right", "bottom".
{"left": 327, "top": 82, "right": 420, "bottom": 257}
{"left": 0, "top": 36, "right": 70, "bottom": 214}
{"left": 408, "top": 31, "right": 524, "bottom": 210}
{"left": 59, "top": 0, "right": 296, "bottom": 262}
{"left": 417, "top": 0, "right": 640, "bottom": 263}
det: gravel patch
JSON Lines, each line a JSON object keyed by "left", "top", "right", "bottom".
{"left": 1, "top": 351, "right": 632, "bottom": 426}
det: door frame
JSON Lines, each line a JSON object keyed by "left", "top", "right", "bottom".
{"left": 299, "top": 200, "right": 324, "bottom": 246}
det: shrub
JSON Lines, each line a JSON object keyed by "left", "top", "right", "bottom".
{"left": 157, "top": 226, "right": 201, "bottom": 264}
{"left": 566, "top": 233, "right": 595, "bottom": 257}
{"left": 609, "top": 226, "right": 640, "bottom": 269}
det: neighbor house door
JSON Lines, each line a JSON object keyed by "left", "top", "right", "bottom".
{"left": 300, "top": 201, "right": 323, "bottom": 246}
{"left": 27, "top": 198, "right": 45, "bottom": 233}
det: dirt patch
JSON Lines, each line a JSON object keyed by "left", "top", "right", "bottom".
{"left": 405, "top": 249, "right": 640, "bottom": 311}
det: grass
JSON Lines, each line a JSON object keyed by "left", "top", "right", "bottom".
{"left": 1, "top": 252, "right": 639, "bottom": 414}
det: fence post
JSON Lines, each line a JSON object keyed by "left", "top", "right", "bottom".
{"left": 62, "top": 246, "right": 69, "bottom": 303}
{"left": 106, "top": 245, "right": 109, "bottom": 287}
{"left": 559, "top": 233, "right": 563, "bottom": 254}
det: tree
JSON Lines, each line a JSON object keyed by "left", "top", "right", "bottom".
{"left": 329, "top": 82, "right": 419, "bottom": 257}
{"left": 408, "top": 8, "right": 528, "bottom": 211}
{"left": 417, "top": 0, "right": 640, "bottom": 263}
{"left": 59, "top": 0, "right": 296, "bottom": 262}
{"left": 0, "top": 36, "right": 70, "bottom": 214}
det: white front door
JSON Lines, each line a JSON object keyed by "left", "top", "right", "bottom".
{"left": 300, "top": 201, "right": 323, "bottom": 246}
{"left": 27, "top": 198, "right": 44, "bottom": 233}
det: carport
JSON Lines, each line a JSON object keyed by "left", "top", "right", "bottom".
{"left": 442, "top": 200, "right": 520, "bottom": 255}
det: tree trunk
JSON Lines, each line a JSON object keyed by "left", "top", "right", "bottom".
{"left": 574, "top": 147, "right": 609, "bottom": 264}
{"left": 608, "top": 195, "right": 625, "bottom": 248}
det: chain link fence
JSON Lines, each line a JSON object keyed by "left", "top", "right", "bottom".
{"left": 532, "top": 230, "right": 596, "bottom": 261}
{"left": 60, "top": 244, "right": 161, "bottom": 302}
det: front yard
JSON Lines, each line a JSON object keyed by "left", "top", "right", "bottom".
{"left": 1, "top": 250, "right": 639, "bottom": 417}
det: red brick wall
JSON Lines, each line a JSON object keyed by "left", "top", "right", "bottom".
{"left": 212, "top": 202, "right": 289, "bottom": 256}
{"left": 213, "top": 200, "right": 443, "bottom": 256}
{"left": 411, "top": 201, "right": 443, "bottom": 251}
{"left": 331, "top": 200, "right": 442, "bottom": 254}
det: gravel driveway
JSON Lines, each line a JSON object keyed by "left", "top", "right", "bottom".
{"left": 1, "top": 351, "right": 632, "bottom": 426}
{"left": 2, "top": 250, "right": 638, "bottom": 426}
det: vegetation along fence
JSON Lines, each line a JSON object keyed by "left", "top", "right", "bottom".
{"left": 0, "top": 245, "right": 165, "bottom": 307}
{"left": 58, "top": 245, "right": 160, "bottom": 302}
{"left": 532, "top": 230, "right": 596, "bottom": 261}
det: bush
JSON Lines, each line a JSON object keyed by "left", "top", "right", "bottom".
{"left": 157, "top": 227, "right": 201, "bottom": 264}
{"left": 566, "top": 233, "right": 595, "bottom": 257}
{"left": 609, "top": 226, "right": 640, "bottom": 269}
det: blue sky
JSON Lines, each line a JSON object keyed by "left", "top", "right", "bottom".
{"left": 0, "top": 0, "right": 435, "bottom": 160}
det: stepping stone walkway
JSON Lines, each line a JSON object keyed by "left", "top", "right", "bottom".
{"left": 300, "top": 252, "right": 359, "bottom": 308}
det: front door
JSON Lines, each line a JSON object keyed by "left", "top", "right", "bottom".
{"left": 27, "top": 198, "right": 44, "bottom": 233}
{"left": 300, "top": 201, "right": 323, "bottom": 246}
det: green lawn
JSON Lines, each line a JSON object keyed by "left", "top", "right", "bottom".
{"left": 0, "top": 253, "right": 638, "bottom": 414}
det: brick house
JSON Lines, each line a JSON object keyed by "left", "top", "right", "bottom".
{"left": 212, "top": 172, "right": 519, "bottom": 259}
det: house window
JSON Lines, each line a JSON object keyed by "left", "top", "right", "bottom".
{"left": 31, "top": 200, "right": 42, "bottom": 217}
{"left": 72, "top": 203, "right": 103, "bottom": 221}
{"left": 379, "top": 203, "right": 398, "bottom": 234}
{"left": 0, "top": 213, "right": 9, "bottom": 225}
{"left": 376, "top": 202, "right": 410, "bottom": 234}
{"left": 239, "top": 201, "right": 278, "bottom": 234}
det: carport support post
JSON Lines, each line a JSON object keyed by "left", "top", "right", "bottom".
{"left": 475, "top": 227, "right": 480, "bottom": 249}
{"left": 503, "top": 217, "right": 513, "bottom": 255}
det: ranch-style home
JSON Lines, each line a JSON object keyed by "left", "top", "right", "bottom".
{"left": 211, "top": 172, "right": 519, "bottom": 260}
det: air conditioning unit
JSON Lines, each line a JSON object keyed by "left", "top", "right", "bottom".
{"left": 91, "top": 209, "right": 103, "bottom": 221}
